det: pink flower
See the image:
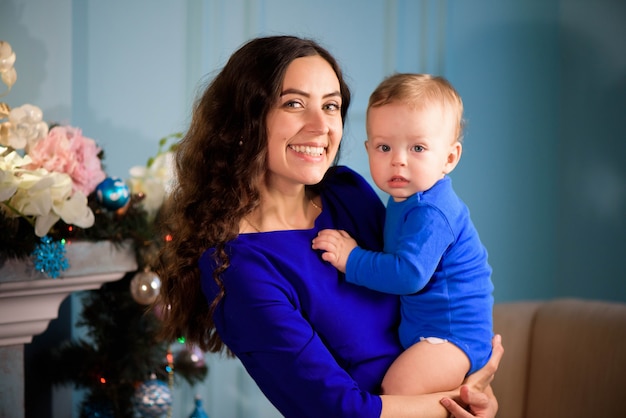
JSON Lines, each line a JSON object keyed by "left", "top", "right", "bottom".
{"left": 27, "top": 126, "right": 106, "bottom": 196}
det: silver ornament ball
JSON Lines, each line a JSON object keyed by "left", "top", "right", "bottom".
{"left": 130, "top": 270, "right": 161, "bottom": 305}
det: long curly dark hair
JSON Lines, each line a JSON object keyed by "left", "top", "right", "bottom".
{"left": 156, "top": 36, "right": 352, "bottom": 353}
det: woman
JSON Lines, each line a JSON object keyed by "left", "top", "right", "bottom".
{"left": 157, "top": 35, "right": 502, "bottom": 418}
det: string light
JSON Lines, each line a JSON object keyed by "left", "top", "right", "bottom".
{"left": 166, "top": 348, "right": 174, "bottom": 418}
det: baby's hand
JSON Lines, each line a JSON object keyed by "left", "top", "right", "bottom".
{"left": 312, "top": 229, "right": 358, "bottom": 273}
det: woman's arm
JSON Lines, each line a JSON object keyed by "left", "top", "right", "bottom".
{"left": 381, "top": 334, "right": 503, "bottom": 418}
{"left": 381, "top": 392, "right": 457, "bottom": 418}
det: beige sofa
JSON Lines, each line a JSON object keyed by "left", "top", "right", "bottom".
{"left": 492, "top": 298, "right": 626, "bottom": 418}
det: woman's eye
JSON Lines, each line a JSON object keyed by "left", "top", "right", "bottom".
{"left": 284, "top": 100, "right": 303, "bottom": 109}
{"left": 324, "top": 102, "right": 341, "bottom": 111}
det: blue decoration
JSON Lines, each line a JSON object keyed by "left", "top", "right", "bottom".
{"left": 95, "top": 177, "right": 130, "bottom": 210}
{"left": 132, "top": 379, "right": 172, "bottom": 418}
{"left": 31, "top": 236, "right": 69, "bottom": 279}
{"left": 81, "top": 400, "right": 115, "bottom": 418}
{"left": 189, "top": 394, "right": 209, "bottom": 418}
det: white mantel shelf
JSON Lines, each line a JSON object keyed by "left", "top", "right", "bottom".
{"left": 0, "top": 240, "right": 138, "bottom": 346}
{"left": 0, "top": 271, "right": 128, "bottom": 346}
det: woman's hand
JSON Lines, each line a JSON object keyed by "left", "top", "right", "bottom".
{"left": 440, "top": 385, "right": 496, "bottom": 418}
{"left": 439, "top": 334, "right": 503, "bottom": 418}
{"left": 464, "top": 334, "right": 503, "bottom": 393}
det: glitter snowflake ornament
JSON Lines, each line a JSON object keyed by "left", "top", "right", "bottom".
{"left": 31, "top": 236, "right": 69, "bottom": 278}
{"left": 132, "top": 378, "right": 172, "bottom": 418}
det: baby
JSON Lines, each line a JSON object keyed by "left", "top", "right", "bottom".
{"left": 313, "top": 73, "right": 494, "bottom": 395}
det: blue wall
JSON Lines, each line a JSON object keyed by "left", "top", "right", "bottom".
{"left": 556, "top": 1, "right": 626, "bottom": 301}
{"left": 2, "top": 0, "right": 625, "bottom": 417}
{"left": 446, "top": 2, "right": 562, "bottom": 300}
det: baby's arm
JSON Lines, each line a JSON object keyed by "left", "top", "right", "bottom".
{"left": 312, "top": 229, "right": 358, "bottom": 273}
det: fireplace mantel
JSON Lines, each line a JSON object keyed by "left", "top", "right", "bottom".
{"left": 0, "top": 240, "right": 138, "bottom": 418}
{"left": 0, "top": 240, "right": 138, "bottom": 346}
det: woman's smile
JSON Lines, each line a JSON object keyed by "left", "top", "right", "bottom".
{"left": 288, "top": 144, "right": 326, "bottom": 157}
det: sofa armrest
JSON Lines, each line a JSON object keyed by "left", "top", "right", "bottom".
{"left": 492, "top": 301, "right": 542, "bottom": 418}
{"left": 525, "top": 298, "right": 626, "bottom": 418}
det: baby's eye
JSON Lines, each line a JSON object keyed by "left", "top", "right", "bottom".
{"left": 411, "top": 145, "right": 425, "bottom": 152}
{"left": 377, "top": 144, "right": 391, "bottom": 152}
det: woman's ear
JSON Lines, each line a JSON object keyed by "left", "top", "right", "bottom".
{"left": 443, "top": 141, "right": 462, "bottom": 174}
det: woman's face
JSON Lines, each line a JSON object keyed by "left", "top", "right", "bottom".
{"left": 265, "top": 55, "right": 343, "bottom": 190}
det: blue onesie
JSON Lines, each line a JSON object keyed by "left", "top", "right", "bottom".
{"left": 346, "top": 176, "right": 493, "bottom": 374}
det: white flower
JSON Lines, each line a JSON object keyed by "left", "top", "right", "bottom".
{"left": 0, "top": 146, "right": 30, "bottom": 200}
{"left": 1, "top": 68, "right": 16, "bottom": 90}
{"left": 128, "top": 151, "right": 174, "bottom": 219}
{"left": 0, "top": 104, "right": 49, "bottom": 150}
{"left": 0, "top": 42, "right": 95, "bottom": 238}
{"left": 0, "top": 168, "right": 16, "bottom": 201}
{"left": 0, "top": 146, "right": 95, "bottom": 237}
{"left": 0, "top": 41, "right": 16, "bottom": 91}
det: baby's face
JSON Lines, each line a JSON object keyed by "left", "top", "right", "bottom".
{"left": 365, "top": 102, "right": 461, "bottom": 201}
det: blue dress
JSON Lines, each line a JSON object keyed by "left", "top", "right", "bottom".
{"left": 200, "top": 166, "right": 401, "bottom": 418}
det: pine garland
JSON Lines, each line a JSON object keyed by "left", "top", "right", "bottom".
{"left": 47, "top": 274, "right": 208, "bottom": 417}
{"left": 0, "top": 192, "right": 158, "bottom": 266}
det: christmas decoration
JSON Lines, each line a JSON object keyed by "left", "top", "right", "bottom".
{"left": 0, "top": 41, "right": 17, "bottom": 95}
{"left": 3, "top": 39, "right": 208, "bottom": 418}
{"left": 130, "top": 269, "right": 162, "bottom": 305}
{"left": 47, "top": 274, "right": 208, "bottom": 418}
{"left": 32, "top": 136, "right": 181, "bottom": 416}
{"left": 31, "top": 235, "right": 69, "bottom": 278}
{"left": 132, "top": 377, "right": 173, "bottom": 418}
{"left": 189, "top": 394, "right": 210, "bottom": 418}
{"left": 128, "top": 132, "right": 180, "bottom": 221}
{"left": 95, "top": 177, "right": 131, "bottom": 210}
{"left": 28, "top": 125, "right": 107, "bottom": 196}
{"left": 2, "top": 41, "right": 105, "bottom": 239}
{"left": 81, "top": 400, "right": 115, "bottom": 418}
{"left": 175, "top": 345, "right": 206, "bottom": 369}
{"left": 1, "top": 40, "right": 103, "bottom": 254}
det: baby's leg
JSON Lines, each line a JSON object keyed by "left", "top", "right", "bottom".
{"left": 381, "top": 338, "right": 470, "bottom": 395}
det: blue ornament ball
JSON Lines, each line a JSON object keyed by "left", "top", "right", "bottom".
{"left": 95, "top": 177, "right": 130, "bottom": 210}
{"left": 133, "top": 379, "right": 172, "bottom": 418}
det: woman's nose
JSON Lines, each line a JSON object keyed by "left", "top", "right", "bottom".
{"left": 305, "top": 108, "right": 330, "bottom": 134}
